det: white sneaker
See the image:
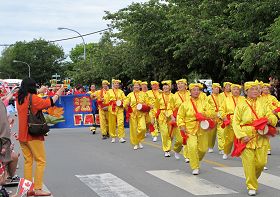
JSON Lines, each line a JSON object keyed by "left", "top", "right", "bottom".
{"left": 219, "top": 150, "right": 224, "bottom": 155}
{"left": 263, "top": 166, "right": 268, "bottom": 170}
{"left": 248, "top": 189, "right": 256, "bottom": 196}
{"left": 192, "top": 169, "right": 200, "bottom": 175}
{"left": 267, "top": 150, "right": 271, "bottom": 155}
{"left": 164, "top": 152, "right": 170, "bottom": 157}
{"left": 222, "top": 154, "right": 228, "bottom": 160}
{"left": 208, "top": 148, "right": 214, "bottom": 153}
{"left": 134, "top": 145, "right": 138, "bottom": 150}
{"left": 174, "top": 152, "right": 180, "bottom": 160}
{"left": 139, "top": 143, "right": 143, "bottom": 149}
{"left": 185, "top": 158, "right": 190, "bottom": 163}
{"left": 119, "top": 138, "right": 126, "bottom": 143}
{"left": 152, "top": 136, "right": 157, "bottom": 142}
{"left": 111, "top": 138, "right": 116, "bottom": 143}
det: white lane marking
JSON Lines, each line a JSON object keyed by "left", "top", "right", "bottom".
{"left": 76, "top": 173, "right": 149, "bottom": 197}
{"left": 146, "top": 170, "right": 237, "bottom": 195}
{"left": 214, "top": 167, "right": 280, "bottom": 190}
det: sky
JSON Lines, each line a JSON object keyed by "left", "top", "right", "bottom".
{"left": 0, "top": 0, "right": 147, "bottom": 55}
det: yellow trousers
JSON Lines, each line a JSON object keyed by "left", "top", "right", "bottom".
{"left": 171, "top": 127, "right": 183, "bottom": 153}
{"left": 108, "top": 110, "right": 125, "bottom": 138}
{"left": 208, "top": 122, "right": 224, "bottom": 150}
{"left": 99, "top": 109, "right": 109, "bottom": 136}
{"left": 268, "top": 140, "right": 271, "bottom": 151}
{"left": 223, "top": 126, "right": 234, "bottom": 155}
{"left": 129, "top": 113, "right": 146, "bottom": 145}
{"left": 183, "top": 145, "right": 188, "bottom": 159}
{"left": 149, "top": 111, "right": 159, "bottom": 137}
{"left": 20, "top": 140, "right": 46, "bottom": 190}
{"left": 158, "top": 120, "right": 172, "bottom": 152}
{"left": 241, "top": 146, "right": 268, "bottom": 190}
{"left": 187, "top": 130, "right": 208, "bottom": 170}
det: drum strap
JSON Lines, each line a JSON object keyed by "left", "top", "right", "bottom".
{"left": 245, "top": 100, "right": 259, "bottom": 119}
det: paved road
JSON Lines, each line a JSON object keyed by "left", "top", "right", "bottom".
{"left": 10, "top": 125, "right": 280, "bottom": 197}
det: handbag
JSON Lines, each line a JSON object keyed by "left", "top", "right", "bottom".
{"left": 28, "top": 94, "right": 49, "bottom": 136}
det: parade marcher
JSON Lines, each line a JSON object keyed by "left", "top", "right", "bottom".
{"left": 147, "top": 81, "right": 160, "bottom": 142}
{"left": 170, "top": 79, "right": 189, "bottom": 161}
{"left": 232, "top": 81, "right": 277, "bottom": 196}
{"left": 141, "top": 81, "right": 151, "bottom": 135}
{"left": 207, "top": 83, "right": 224, "bottom": 154}
{"left": 220, "top": 84, "right": 244, "bottom": 160}
{"left": 124, "top": 80, "right": 148, "bottom": 150}
{"left": 87, "top": 84, "right": 96, "bottom": 99}
{"left": 156, "top": 80, "right": 173, "bottom": 157}
{"left": 104, "top": 79, "right": 126, "bottom": 143}
{"left": 260, "top": 83, "right": 279, "bottom": 155}
{"left": 95, "top": 80, "right": 110, "bottom": 139}
{"left": 177, "top": 83, "right": 215, "bottom": 175}
{"left": 16, "top": 78, "right": 64, "bottom": 196}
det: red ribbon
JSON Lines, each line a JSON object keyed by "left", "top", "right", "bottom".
{"left": 109, "top": 101, "right": 117, "bottom": 112}
{"left": 180, "top": 130, "right": 189, "bottom": 145}
{"left": 125, "top": 106, "right": 133, "bottom": 122}
{"left": 173, "top": 108, "right": 178, "bottom": 118}
{"left": 231, "top": 137, "right": 247, "bottom": 157}
{"left": 274, "top": 107, "right": 280, "bottom": 113}
{"left": 149, "top": 124, "right": 155, "bottom": 133}
{"left": 221, "top": 114, "right": 231, "bottom": 128}
{"left": 155, "top": 109, "right": 161, "bottom": 119}
{"left": 169, "top": 120, "right": 177, "bottom": 139}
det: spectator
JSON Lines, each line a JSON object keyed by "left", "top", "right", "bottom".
{"left": 16, "top": 78, "right": 64, "bottom": 196}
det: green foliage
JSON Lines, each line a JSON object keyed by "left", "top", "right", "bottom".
{"left": 0, "top": 39, "right": 65, "bottom": 84}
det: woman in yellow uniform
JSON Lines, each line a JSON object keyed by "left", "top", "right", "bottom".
{"left": 95, "top": 80, "right": 110, "bottom": 139}
{"left": 141, "top": 81, "right": 151, "bottom": 136}
{"left": 220, "top": 84, "right": 244, "bottom": 160}
{"left": 155, "top": 80, "right": 174, "bottom": 157}
{"left": 232, "top": 81, "right": 277, "bottom": 196}
{"left": 124, "top": 80, "right": 148, "bottom": 150}
{"left": 147, "top": 81, "right": 160, "bottom": 142}
{"left": 177, "top": 83, "right": 215, "bottom": 175}
{"left": 260, "top": 83, "right": 279, "bottom": 155}
{"left": 170, "top": 79, "right": 189, "bottom": 161}
{"left": 207, "top": 83, "right": 224, "bottom": 153}
{"left": 104, "top": 79, "right": 126, "bottom": 143}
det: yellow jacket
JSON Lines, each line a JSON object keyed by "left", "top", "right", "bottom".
{"left": 220, "top": 95, "right": 245, "bottom": 121}
{"left": 169, "top": 91, "right": 190, "bottom": 115}
{"left": 177, "top": 95, "right": 216, "bottom": 135}
{"left": 124, "top": 91, "right": 148, "bottom": 112}
{"left": 232, "top": 97, "right": 278, "bottom": 149}
{"left": 219, "top": 92, "right": 232, "bottom": 105}
{"left": 94, "top": 89, "right": 108, "bottom": 109}
{"left": 260, "top": 94, "right": 279, "bottom": 110}
{"left": 156, "top": 92, "right": 174, "bottom": 122}
{"left": 208, "top": 93, "right": 222, "bottom": 122}
{"left": 104, "top": 89, "right": 126, "bottom": 113}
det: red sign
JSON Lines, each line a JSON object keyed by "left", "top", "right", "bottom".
{"left": 74, "top": 96, "right": 92, "bottom": 112}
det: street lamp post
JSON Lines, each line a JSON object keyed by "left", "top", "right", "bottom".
{"left": 13, "top": 60, "right": 31, "bottom": 77}
{"left": 57, "top": 27, "right": 86, "bottom": 60}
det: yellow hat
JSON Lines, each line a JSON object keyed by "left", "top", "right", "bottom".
{"left": 102, "top": 80, "right": 110, "bottom": 85}
{"left": 212, "top": 83, "right": 221, "bottom": 89}
{"left": 189, "top": 83, "right": 202, "bottom": 90}
{"left": 141, "top": 81, "right": 148, "bottom": 85}
{"left": 223, "top": 82, "right": 232, "bottom": 87}
{"left": 133, "top": 80, "right": 142, "bottom": 85}
{"left": 231, "top": 84, "right": 242, "bottom": 89}
{"left": 262, "top": 83, "right": 271, "bottom": 87}
{"left": 244, "top": 81, "right": 259, "bottom": 90}
{"left": 161, "top": 80, "right": 172, "bottom": 86}
{"left": 151, "top": 81, "right": 159, "bottom": 85}
{"left": 176, "top": 79, "right": 187, "bottom": 84}
{"left": 112, "top": 79, "right": 121, "bottom": 83}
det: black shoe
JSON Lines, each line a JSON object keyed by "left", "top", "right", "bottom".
{"left": 102, "top": 135, "right": 107, "bottom": 140}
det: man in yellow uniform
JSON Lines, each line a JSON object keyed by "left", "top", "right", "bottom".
{"left": 260, "top": 83, "right": 279, "bottom": 160}
{"left": 220, "top": 84, "right": 244, "bottom": 160}
{"left": 232, "top": 81, "right": 277, "bottom": 196}
{"left": 207, "top": 83, "right": 224, "bottom": 153}
{"left": 124, "top": 80, "right": 148, "bottom": 150}
{"left": 95, "top": 80, "right": 110, "bottom": 139}
{"left": 170, "top": 79, "right": 189, "bottom": 161}
{"left": 155, "top": 80, "right": 174, "bottom": 157}
{"left": 147, "top": 81, "right": 160, "bottom": 142}
{"left": 177, "top": 83, "right": 215, "bottom": 175}
{"left": 104, "top": 79, "right": 126, "bottom": 143}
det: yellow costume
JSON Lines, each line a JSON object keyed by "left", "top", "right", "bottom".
{"left": 95, "top": 80, "right": 110, "bottom": 137}
{"left": 146, "top": 81, "right": 160, "bottom": 140}
{"left": 177, "top": 83, "right": 215, "bottom": 172}
{"left": 156, "top": 80, "right": 173, "bottom": 154}
{"left": 104, "top": 80, "right": 126, "bottom": 141}
{"left": 233, "top": 81, "right": 277, "bottom": 191}
{"left": 207, "top": 83, "right": 224, "bottom": 152}
{"left": 220, "top": 84, "right": 244, "bottom": 156}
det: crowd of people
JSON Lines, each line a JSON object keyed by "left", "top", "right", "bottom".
{"left": 87, "top": 78, "right": 279, "bottom": 196}
{"left": 0, "top": 77, "right": 280, "bottom": 196}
